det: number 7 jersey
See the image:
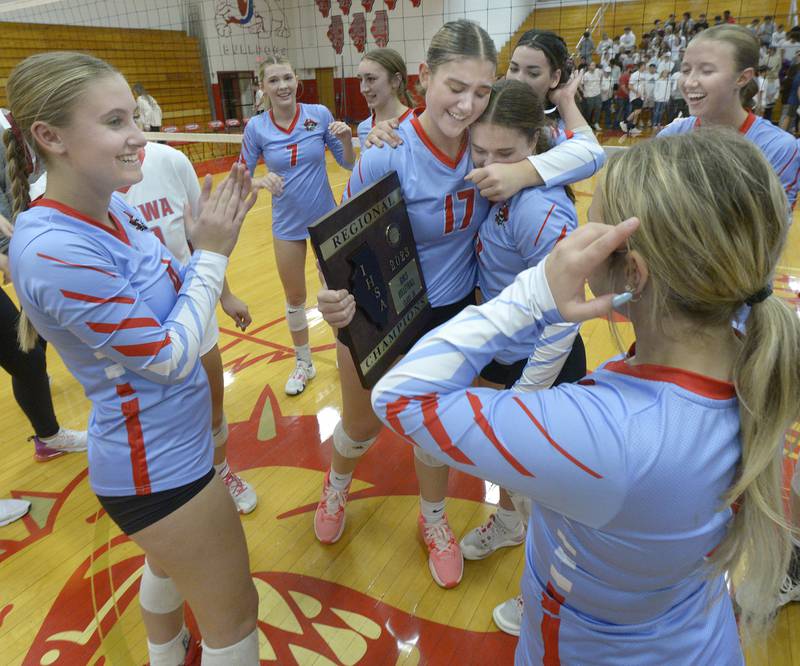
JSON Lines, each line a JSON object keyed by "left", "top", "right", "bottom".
{"left": 344, "top": 111, "right": 489, "bottom": 307}
{"left": 239, "top": 103, "right": 349, "bottom": 240}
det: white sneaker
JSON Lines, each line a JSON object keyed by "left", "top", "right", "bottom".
{"left": 34, "top": 428, "right": 88, "bottom": 461}
{"left": 593, "top": 123, "right": 602, "bottom": 131}
{"left": 619, "top": 120, "right": 629, "bottom": 132}
{"left": 630, "top": 127, "right": 643, "bottom": 136}
{"left": 460, "top": 513, "right": 525, "bottom": 560}
{"left": 493, "top": 595, "right": 523, "bottom": 637}
{"left": 220, "top": 468, "right": 258, "bottom": 514}
{"left": 285, "top": 360, "right": 316, "bottom": 396}
{"left": 0, "top": 499, "right": 31, "bottom": 527}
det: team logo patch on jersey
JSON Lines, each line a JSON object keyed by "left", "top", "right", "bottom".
{"left": 126, "top": 212, "right": 148, "bottom": 232}
{"left": 304, "top": 119, "right": 319, "bottom": 131}
{"left": 494, "top": 202, "right": 510, "bottom": 227}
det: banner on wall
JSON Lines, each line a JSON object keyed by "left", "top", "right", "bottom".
{"left": 371, "top": 9, "right": 389, "bottom": 46}
{"left": 328, "top": 14, "right": 345, "bottom": 53}
{"left": 350, "top": 12, "right": 367, "bottom": 52}
{"left": 316, "top": 0, "right": 331, "bottom": 18}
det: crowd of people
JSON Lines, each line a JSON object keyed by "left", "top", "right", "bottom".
{"left": 1, "top": 13, "right": 800, "bottom": 666}
{"left": 576, "top": 12, "right": 800, "bottom": 135}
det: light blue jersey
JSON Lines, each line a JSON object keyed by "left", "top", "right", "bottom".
{"left": 477, "top": 185, "right": 579, "bottom": 376}
{"left": 356, "top": 108, "right": 413, "bottom": 150}
{"left": 239, "top": 103, "right": 351, "bottom": 239}
{"left": 345, "top": 111, "right": 489, "bottom": 307}
{"left": 659, "top": 112, "right": 800, "bottom": 211}
{"left": 10, "top": 194, "right": 225, "bottom": 497}
{"left": 373, "top": 263, "right": 743, "bottom": 665}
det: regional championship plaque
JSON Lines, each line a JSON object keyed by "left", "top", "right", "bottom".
{"left": 309, "top": 171, "right": 431, "bottom": 389}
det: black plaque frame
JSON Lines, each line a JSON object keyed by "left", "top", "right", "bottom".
{"left": 309, "top": 171, "right": 431, "bottom": 389}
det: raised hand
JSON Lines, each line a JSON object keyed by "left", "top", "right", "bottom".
{"left": 254, "top": 172, "right": 285, "bottom": 197}
{"left": 185, "top": 163, "right": 257, "bottom": 257}
{"left": 544, "top": 218, "right": 640, "bottom": 322}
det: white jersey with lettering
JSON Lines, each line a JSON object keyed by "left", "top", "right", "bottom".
{"left": 122, "top": 142, "right": 218, "bottom": 355}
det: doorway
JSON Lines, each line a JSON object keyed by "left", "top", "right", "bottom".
{"left": 218, "top": 70, "right": 257, "bottom": 120}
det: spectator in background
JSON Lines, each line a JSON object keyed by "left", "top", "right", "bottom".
{"left": 773, "top": 24, "right": 787, "bottom": 48}
{"left": 668, "top": 64, "right": 685, "bottom": 122}
{"left": 619, "top": 26, "right": 636, "bottom": 53}
{"left": 781, "top": 31, "right": 800, "bottom": 63}
{"left": 581, "top": 61, "right": 603, "bottom": 130}
{"left": 615, "top": 63, "right": 632, "bottom": 128}
{"left": 723, "top": 10, "right": 735, "bottom": 24}
{"left": 755, "top": 65, "right": 780, "bottom": 123}
{"left": 780, "top": 55, "right": 800, "bottom": 134}
{"left": 713, "top": 16, "right": 723, "bottom": 26}
{"left": 597, "top": 32, "right": 613, "bottom": 64}
{"left": 578, "top": 31, "right": 595, "bottom": 63}
{"left": 759, "top": 16, "right": 776, "bottom": 46}
{"left": 765, "top": 45, "right": 782, "bottom": 78}
{"left": 132, "top": 83, "right": 162, "bottom": 132}
{"left": 600, "top": 66, "right": 614, "bottom": 128}
{"left": 748, "top": 18, "right": 761, "bottom": 35}
{"left": 652, "top": 68, "right": 671, "bottom": 128}
{"left": 677, "top": 12, "right": 694, "bottom": 36}
{"left": 696, "top": 14, "right": 710, "bottom": 31}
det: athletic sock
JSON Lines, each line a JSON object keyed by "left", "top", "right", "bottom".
{"left": 420, "top": 497, "right": 446, "bottom": 524}
{"left": 201, "top": 628, "right": 259, "bottom": 665}
{"left": 295, "top": 344, "right": 312, "bottom": 365}
{"left": 147, "top": 625, "right": 189, "bottom": 666}
{"left": 330, "top": 468, "right": 352, "bottom": 491}
{"left": 496, "top": 506, "right": 523, "bottom": 532}
{"left": 215, "top": 460, "right": 230, "bottom": 477}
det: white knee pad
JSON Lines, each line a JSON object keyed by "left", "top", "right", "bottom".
{"left": 332, "top": 421, "right": 376, "bottom": 459}
{"left": 285, "top": 302, "right": 308, "bottom": 332}
{"left": 201, "top": 628, "right": 259, "bottom": 665}
{"left": 507, "top": 489, "right": 532, "bottom": 523}
{"left": 213, "top": 414, "right": 228, "bottom": 448}
{"left": 413, "top": 445, "right": 446, "bottom": 468}
{"left": 139, "top": 559, "right": 184, "bottom": 614}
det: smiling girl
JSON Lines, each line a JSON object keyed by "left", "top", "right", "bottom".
{"left": 314, "top": 19, "right": 496, "bottom": 589}
{"left": 239, "top": 54, "right": 354, "bottom": 396}
{"left": 5, "top": 52, "right": 259, "bottom": 664}
{"left": 355, "top": 48, "right": 413, "bottom": 150}
{"left": 659, "top": 24, "right": 800, "bottom": 211}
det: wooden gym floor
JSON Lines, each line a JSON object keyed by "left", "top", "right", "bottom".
{"left": 1, "top": 133, "right": 799, "bottom": 665}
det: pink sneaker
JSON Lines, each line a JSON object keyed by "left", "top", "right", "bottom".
{"left": 314, "top": 471, "right": 350, "bottom": 544}
{"left": 418, "top": 514, "right": 463, "bottom": 588}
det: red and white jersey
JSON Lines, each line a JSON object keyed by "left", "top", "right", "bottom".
{"left": 122, "top": 142, "right": 200, "bottom": 265}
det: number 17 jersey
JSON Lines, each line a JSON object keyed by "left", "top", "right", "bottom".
{"left": 344, "top": 111, "right": 488, "bottom": 307}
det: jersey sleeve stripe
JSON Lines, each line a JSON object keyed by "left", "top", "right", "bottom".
{"left": 534, "top": 204, "right": 557, "bottom": 246}
{"left": 86, "top": 317, "right": 162, "bottom": 333}
{"left": 466, "top": 391, "right": 535, "bottom": 477}
{"left": 112, "top": 334, "right": 172, "bottom": 357}
{"left": 120, "top": 395, "right": 152, "bottom": 495}
{"left": 61, "top": 289, "right": 136, "bottom": 305}
{"left": 776, "top": 145, "right": 799, "bottom": 176}
{"left": 36, "top": 252, "right": 118, "bottom": 278}
{"left": 512, "top": 396, "right": 604, "bottom": 479}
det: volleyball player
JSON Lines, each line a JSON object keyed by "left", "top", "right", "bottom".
{"left": 355, "top": 48, "right": 413, "bottom": 151}
{"left": 315, "top": 20, "right": 496, "bottom": 589}
{"left": 365, "top": 29, "right": 607, "bottom": 203}
{"left": 6, "top": 52, "right": 259, "bottom": 665}
{"left": 373, "top": 129, "right": 797, "bottom": 663}
{"left": 459, "top": 79, "right": 584, "bottom": 635}
{"left": 239, "top": 55, "right": 354, "bottom": 396}
{"left": 659, "top": 24, "right": 800, "bottom": 211}
{"left": 123, "top": 140, "right": 257, "bottom": 514}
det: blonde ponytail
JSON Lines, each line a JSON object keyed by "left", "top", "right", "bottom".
{"left": 599, "top": 128, "right": 799, "bottom": 643}
{"left": 3, "top": 127, "right": 38, "bottom": 352}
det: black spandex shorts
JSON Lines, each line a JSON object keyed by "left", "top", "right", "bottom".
{"left": 97, "top": 467, "right": 215, "bottom": 535}
{"left": 479, "top": 333, "right": 586, "bottom": 389}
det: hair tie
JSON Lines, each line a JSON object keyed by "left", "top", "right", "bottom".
{"left": 745, "top": 285, "right": 772, "bottom": 306}
{"left": 2, "top": 110, "right": 34, "bottom": 177}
